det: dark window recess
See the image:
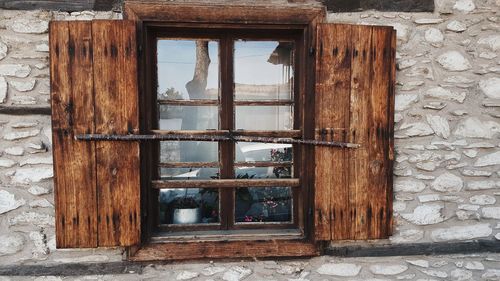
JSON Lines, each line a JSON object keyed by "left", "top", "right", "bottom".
{"left": 322, "top": 0, "right": 434, "bottom": 12}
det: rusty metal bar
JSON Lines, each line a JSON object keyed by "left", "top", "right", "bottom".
{"left": 75, "top": 133, "right": 360, "bottom": 148}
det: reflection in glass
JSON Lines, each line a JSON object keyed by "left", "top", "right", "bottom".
{"left": 235, "top": 166, "right": 292, "bottom": 179}
{"left": 157, "top": 40, "right": 219, "bottom": 100}
{"left": 159, "top": 105, "right": 218, "bottom": 131}
{"left": 235, "top": 106, "right": 293, "bottom": 130}
{"left": 159, "top": 188, "right": 219, "bottom": 224}
{"left": 160, "top": 141, "right": 218, "bottom": 163}
{"left": 160, "top": 168, "right": 219, "bottom": 180}
{"left": 236, "top": 142, "right": 292, "bottom": 163}
{"left": 234, "top": 41, "right": 294, "bottom": 101}
{"left": 235, "top": 187, "right": 292, "bottom": 223}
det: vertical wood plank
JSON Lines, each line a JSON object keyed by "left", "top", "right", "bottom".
{"left": 93, "top": 20, "right": 140, "bottom": 246}
{"left": 348, "top": 25, "right": 372, "bottom": 240}
{"left": 386, "top": 30, "right": 397, "bottom": 236}
{"left": 51, "top": 21, "right": 97, "bottom": 248}
{"left": 314, "top": 24, "right": 352, "bottom": 240}
{"left": 367, "top": 26, "right": 392, "bottom": 239}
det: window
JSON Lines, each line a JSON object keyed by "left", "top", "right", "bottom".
{"left": 49, "top": 3, "right": 396, "bottom": 261}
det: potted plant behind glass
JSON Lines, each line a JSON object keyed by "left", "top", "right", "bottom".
{"left": 171, "top": 190, "right": 201, "bottom": 224}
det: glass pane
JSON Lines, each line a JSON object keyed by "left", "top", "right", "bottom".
{"left": 159, "top": 105, "right": 218, "bottom": 130}
{"left": 159, "top": 188, "right": 220, "bottom": 224}
{"left": 236, "top": 142, "right": 292, "bottom": 162}
{"left": 235, "top": 106, "right": 293, "bottom": 130}
{"left": 234, "top": 41, "right": 294, "bottom": 101}
{"left": 235, "top": 166, "right": 292, "bottom": 179}
{"left": 160, "top": 168, "right": 219, "bottom": 180}
{"left": 161, "top": 141, "right": 218, "bottom": 162}
{"left": 157, "top": 40, "right": 219, "bottom": 100}
{"left": 235, "top": 187, "right": 292, "bottom": 223}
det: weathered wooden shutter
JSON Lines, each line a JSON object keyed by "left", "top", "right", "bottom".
{"left": 50, "top": 20, "right": 140, "bottom": 248}
{"left": 314, "top": 23, "right": 396, "bottom": 240}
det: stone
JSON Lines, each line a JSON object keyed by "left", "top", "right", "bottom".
{"left": 35, "top": 43, "right": 49, "bottom": 52}
{"left": 426, "top": 115, "right": 450, "bottom": 139}
{"left": 477, "top": 35, "right": 500, "bottom": 51}
{"left": 454, "top": 0, "right": 475, "bottom": 12}
{"left": 176, "top": 271, "right": 199, "bottom": 280}
{"left": 202, "top": 266, "right": 226, "bottom": 276}
{"left": 496, "top": 233, "right": 500, "bottom": 240}
{"left": 394, "top": 179, "right": 426, "bottom": 193}
{"left": 10, "top": 18, "right": 49, "bottom": 34}
{"left": 462, "top": 149, "right": 478, "bottom": 158}
{"left": 391, "top": 23, "right": 410, "bottom": 42}
{"left": 454, "top": 118, "right": 500, "bottom": 139}
{"left": 317, "top": 263, "right": 361, "bottom": 277}
{"left": 466, "top": 180, "right": 499, "bottom": 190}
{"left": 464, "top": 261, "right": 484, "bottom": 270}
{"left": 11, "top": 95, "right": 36, "bottom": 105}
{"left": 415, "top": 18, "right": 444, "bottom": 24}
{"left": 401, "top": 204, "right": 445, "bottom": 225}
{"left": 12, "top": 167, "right": 53, "bottom": 184}
{"left": 482, "top": 207, "right": 500, "bottom": 219}
{"left": 395, "top": 94, "right": 418, "bottom": 111}
{"left": 479, "top": 52, "right": 497, "bottom": 59}
{"left": 28, "top": 185, "right": 50, "bottom": 196}
{"left": 0, "top": 158, "right": 16, "bottom": 168}
{"left": 34, "top": 277, "right": 62, "bottom": 281}
{"left": 9, "top": 211, "right": 55, "bottom": 226}
{"left": 483, "top": 99, "right": 500, "bottom": 107}
{"left": 420, "top": 269, "right": 448, "bottom": 278}
{"left": 406, "top": 260, "right": 429, "bottom": 268}
{"left": 222, "top": 266, "right": 252, "bottom": 281}
{"left": 0, "top": 189, "right": 25, "bottom": 214}
{"left": 447, "top": 20, "right": 467, "bottom": 32}
{"left": 399, "top": 122, "right": 434, "bottom": 137}
{"left": 401, "top": 80, "right": 424, "bottom": 91}
{"left": 461, "top": 169, "right": 492, "bottom": 177}
{"left": 424, "top": 87, "right": 466, "bottom": 103}
{"left": 4, "top": 146, "right": 24, "bottom": 156}
{"left": 479, "top": 77, "right": 500, "bottom": 99}
{"left": 30, "top": 231, "right": 48, "bottom": 259}
{"left": 29, "top": 199, "right": 52, "bottom": 208}
{"left": 416, "top": 162, "right": 437, "bottom": 171}
{"left": 20, "top": 156, "right": 53, "bottom": 166}
{"left": 389, "top": 229, "right": 424, "bottom": 243}
{"left": 3, "top": 129, "right": 40, "bottom": 141}
{"left": 437, "top": 51, "right": 471, "bottom": 71}
{"left": 430, "top": 223, "right": 492, "bottom": 241}
{"left": 470, "top": 195, "right": 496, "bottom": 205}
{"left": 424, "top": 28, "right": 444, "bottom": 45}
{"left": 0, "top": 40, "right": 7, "bottom": 60}
{"left": 0, "top": 64, "right": 31, "bottom": 78}
{"left": 9, "top": 79, "right": 36, "bottom": 92}
{"left": 397, "top": 59, "right": 417, "bottom": 70}
{"left": 0, "top": 76, "right": 7, "bottom": 103}
{"left": 0, "top": 233, "right": 24, "bottom": 256}
{"left": 423, "top": 102, "right": 446, "bottom": 110}
{"left": 369, "top": 264, "right": 408, "bottom": 275}
{"left": 418, "top": 194, "right": 441, "bottom": 203}
{"left": 431, "top": 173, "right": 463, "bottom": 192}
{"left": 466, "top": 142, "right": 495, "bottom": 148}
{"left": 482, "top": 270, "right": 500, "bottom": 279}
{"left": 11, "top": 121, "right": 38, "bottom": 128}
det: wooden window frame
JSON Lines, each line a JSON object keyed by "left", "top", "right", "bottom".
{"left": 124, "top": 2, "right": 325, "bottom": 261}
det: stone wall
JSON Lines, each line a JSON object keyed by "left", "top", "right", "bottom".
{"left": 0, "top": 0, "right": 499, "bottom": 265}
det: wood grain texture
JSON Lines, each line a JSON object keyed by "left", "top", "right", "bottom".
{"left": 0, "top": 0, "right": 121, "bottom": 11}
{"left": 50, "top": 21, "right": 98, "bottom": 248}
{"left": 314, "top": 23, "right": 395, "bottom": 241}
{"left": 314, "top": 24, "right": 352, "bottom": 240}
{"left": 130, "top": 239, "right": 319, "bottom": 261}
{"left": 92, "top": 20, "right": 140, "bottom": 247}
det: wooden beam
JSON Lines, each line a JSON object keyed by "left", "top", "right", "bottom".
{"left": 0, "top": 106, "right": 51, "bottom": 116}
{"left": 0, "top": 0, "right": 122, "bottom": 11}
{"left": 152, "top": 178, "right": 300, "bottom": 188}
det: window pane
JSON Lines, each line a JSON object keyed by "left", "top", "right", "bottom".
{"left": 160, "top": 168, "right": 219, "bottom": 180}
{"left": 159, "top": 188, "right": 220, "bottom": 224}
{"left": 161, "top": 141, "right": 218, "bottom": 162}
{"left": 235, "top": 187, "right": 292, "bottom": 223}
{"left": 159, "top": 105, "right": 218, "bottom": 130}
{"left": 235, "top": 106, "right": 293, "bottom": 130}
{"left": 157, "top": 40, "right": 219, "bottom": 100}
{"left": 234, "top": 41, "right": 294, "bottom": 101}
{"left": 236, "top": 142, "right": 292, "bottom": 162}
{"left": 235, "top": 166, "right": 292, "bottom": 179}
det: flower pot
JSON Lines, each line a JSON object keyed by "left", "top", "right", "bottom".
{"left": 172, "top": 207, "right": 201, "bottom": 224}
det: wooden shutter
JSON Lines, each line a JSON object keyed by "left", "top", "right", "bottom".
{"left": 314, "top": 23, "right": 396, "bottom": 240}
{"left": 50, "top": 20, "right": 140, "bottom": 248}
